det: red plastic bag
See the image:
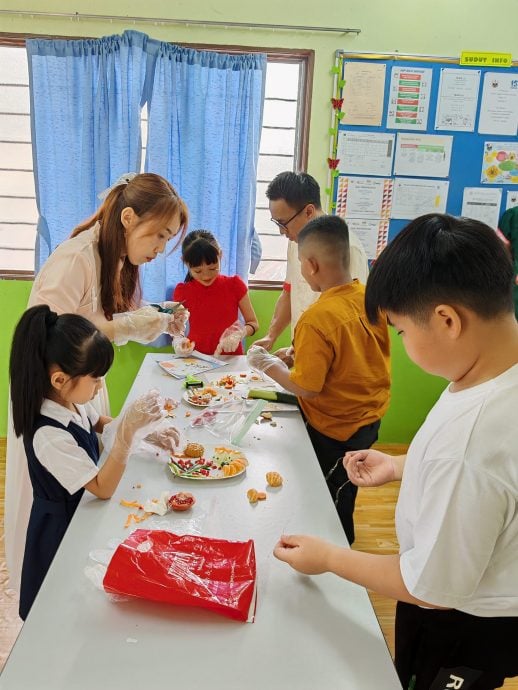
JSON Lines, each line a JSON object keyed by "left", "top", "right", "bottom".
{"left": 103, "top": 529, "right": 256, "bottom": 622}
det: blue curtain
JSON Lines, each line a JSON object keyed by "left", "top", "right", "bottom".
{"left": 142, "top": 42, "right": 266, "bottom": 302}
{"left": 27, "top": 30, "right": 149, "bottom": 269}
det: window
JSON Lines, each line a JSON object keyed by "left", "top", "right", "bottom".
{"left": 0, "top": 39, "right": 312, "bottom": 283}
{"left": 0, "top": 44, "right": 37, "bottom": 277}
{"left": 252, "top": 58, "right": 310, "bottom": 286}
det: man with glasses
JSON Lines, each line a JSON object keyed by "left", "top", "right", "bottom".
{"left": 255, "top": 172, "right": 368, "bottom": 361}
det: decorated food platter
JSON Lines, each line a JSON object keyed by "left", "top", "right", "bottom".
{"left": 168, "top": 443, "right": 248, "bottom": 480}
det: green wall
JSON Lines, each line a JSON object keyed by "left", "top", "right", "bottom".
{"left": 0, "top": 280, "right": 446, "bottom": 442}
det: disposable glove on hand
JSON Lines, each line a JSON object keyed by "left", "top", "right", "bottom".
{"left": 246, "top": 345, "right": 281, "bottom": 373}
{"left": 274, "top": 345, "right": 295, "bottom": 367}
{"left": 113, "top": 389, "right": 164, "bottom": 458}
{"left": 113, "top": 306, "right": 171, "bottom": 346}
{"left": 162, "top": 302, "right": 190, "bottom": 338}
{"left": 173, "top": 336, "right": 195, "bottom": 356}
{"left": 214, "top": 321, "right": 247, "bottom": 356}
{"left": 144, "top": 426, "right": 181, "bottom": 452}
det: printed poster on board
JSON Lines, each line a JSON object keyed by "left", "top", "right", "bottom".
{"left": 386, "top": 66, "right": 432, "bottom": 130}
{"left": 481, "top": 142, "right": 518, "bottom": 184}
{"left": 478, "top": 72, "right": 518, "bottom": 136}
{"left": 461, "top": 187, "right": 502, "bottom": 229}
{"left": 434, "top": 68, "right": 480, "bottom": 132}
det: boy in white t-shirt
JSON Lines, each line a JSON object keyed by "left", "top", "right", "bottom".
{"left": 273, "top": 213, "right": 518, "bottom": 690}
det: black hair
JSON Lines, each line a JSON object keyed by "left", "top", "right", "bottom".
{"left": 298, "top": 215, "right": 350, "bottom": 268}
{"left": 181, "top": 229, "right": 221, "bottom": 282}
{"left": 266, "top": 171, "right": 322, "bottom": 210}
{"left": 365, "top": 213, "right": 515, "bottom": 324}
{"left": 10, "top": 305, "right": 114, "bottom": 437}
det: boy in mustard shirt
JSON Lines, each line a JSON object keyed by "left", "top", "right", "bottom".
{"left": 247, "top": 215, "right": 390, "bottom": 544}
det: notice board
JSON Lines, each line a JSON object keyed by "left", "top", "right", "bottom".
{"left": 327, "top": 52, "right": 518, "bottom": 259}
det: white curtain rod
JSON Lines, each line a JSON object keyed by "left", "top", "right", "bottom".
{"left": 0, "top": 10, "right": 361, "bottom": 35}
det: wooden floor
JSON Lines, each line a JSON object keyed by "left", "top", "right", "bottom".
{"left": 0, "top": 439, "right": 516, "bottom": 687}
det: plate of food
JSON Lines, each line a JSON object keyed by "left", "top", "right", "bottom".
{"left": 182, "top": 387, "right": 231, "bottom": 408}
{"left": 208, "top": 371, "right": 273, "bottom": 390}
{"left": 168, "top": 442, "right": 248, "bottom": 480}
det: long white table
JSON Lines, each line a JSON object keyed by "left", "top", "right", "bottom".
{"left": 0, "top": 354, "right": 401, "bottom": 689}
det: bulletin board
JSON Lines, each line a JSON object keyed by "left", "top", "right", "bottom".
{"left": 327, "top": 52, "right": 518, "bottom": 260}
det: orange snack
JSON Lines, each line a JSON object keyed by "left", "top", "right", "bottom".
{"left": 184, "top": 442, "right": 205, "bottom": 458}
{"left": 120, "top": 499, "right": 143, "bottom": 509}
{"left": 266, "top": 471, "right": 283, "bottom": 488}
{"left": 257, "top": 492, "right": 267, "bottom": 501}
{"left": 247, "top": 488, "right": 259, "bottom": 504}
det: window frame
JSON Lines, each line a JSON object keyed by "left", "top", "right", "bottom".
{"left": 0, "top": 33, "right": 313, "bottom": 285}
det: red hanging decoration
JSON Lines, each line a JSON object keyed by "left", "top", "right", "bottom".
{"left": 331, "top": 98, "right": 344, "bottom": 110}
{"left": 327, "top": 158, "right": 340, "bottom": 170}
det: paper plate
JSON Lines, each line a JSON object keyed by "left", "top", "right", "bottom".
{"left": 207, "top": 371, "right": 269, "bottom": 390}
{"left": 182, "top": 389, "right": 235, "bottom": 408}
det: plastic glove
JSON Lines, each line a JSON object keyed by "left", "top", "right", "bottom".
{"left": 214, "top": 321, "right": 247, "bottom": 356}
{"left": 114, "top": 390, "right": 164, "bottom": 458}
{"left": 246, "top": 345, "right": 281, "bottom": 373}
{"left": 144, "top": 426, "right": 181, "bottom": 452}
{"left": 274, "top": 345, "right": 295, "bottom": 367}
{"left": 173, "top": 336, "right": 195, "bottom": 356}
{"left": 162, "top": 302, "right": 190, "bottom": 338}
{"left": 113, "top": 306, "right": 171, "bottom": 346}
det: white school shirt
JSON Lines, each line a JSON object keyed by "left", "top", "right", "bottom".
{"left": 32, "top": 399, "right": 101, "bottom": 495}
{"left": 397, "top": 363, "right": 518, "bottom": 616}
{"left": 284, "top": 229, "right": 369, "bottom": 337}
{"left": 5, "top": 225, "right": 110, "bottom": 592}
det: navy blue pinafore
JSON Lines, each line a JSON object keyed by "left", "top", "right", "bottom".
{"left": 19, "top": 414, "right": 99, "bottom": 620}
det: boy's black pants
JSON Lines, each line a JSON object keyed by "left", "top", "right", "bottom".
{"left": 304, "top": 419, "right": 380, "bottom": 545}
{"left": 396, "top": 601, "right": 518, "bottom": 690}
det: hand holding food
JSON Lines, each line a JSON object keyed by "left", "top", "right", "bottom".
{"left": 114, "top": 390, "right": 164, "bottom": 457}
{"left": 173, "top": 336, "right": 195, "bottom": 356}
{"left": 246, "top": 345, "right": 281, "bottom": 374}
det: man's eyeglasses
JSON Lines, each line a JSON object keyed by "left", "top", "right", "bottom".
{"left": 270, "top": 205, "right": 307, "bottom": 231}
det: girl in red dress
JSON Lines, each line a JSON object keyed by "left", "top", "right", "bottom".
{"left": 173, "top": 230, "right": 259, "bottom": 355}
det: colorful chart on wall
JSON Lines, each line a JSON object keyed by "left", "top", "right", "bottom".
{"left": 328, "top": 53, "right": 518, "bottom": 247}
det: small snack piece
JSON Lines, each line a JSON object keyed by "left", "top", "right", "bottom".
{"left": 184, "top": 442, "right": 205, "bottom": 458}
{"left": 168, "top": 492, "right": 196, "bottom": 512}
{"left": 120, "top": 499, "right": 143, "bottom": 509}
{"left": 266, "top": 471, "right": 283, "bottom": 487}
{"left": 222, "top": 458, "right": 248, "bottom": 477}
{"left": 256, "top": 492, "right": 267, "bottom": 501}
{"left": 203, "top": 387, "right": 219, "bottom": 397}
{"left": 216, "top": 374, "right": 237, "bottom": 389}
{"left": 260, "top": 411, "right": 273, "bottom": 421}
{"left": 247, "top": 488, "right": 259, "bottom": 504}
{"left": 174, "top": 336, "right": 196, "bottom": 356}
{"left": 163, "top": 398, "right": 177, "bottom": 414}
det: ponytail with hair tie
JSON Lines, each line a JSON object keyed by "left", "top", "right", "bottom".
{"left": 45, "top": 310, "right": 59, "bottom": 328}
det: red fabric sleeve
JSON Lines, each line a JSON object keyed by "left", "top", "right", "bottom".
{"left": 173, "top": 282, "right": 186, "bottom": 302}
{"left": 231, "top": 275, "right": 248, "bottom": 301}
